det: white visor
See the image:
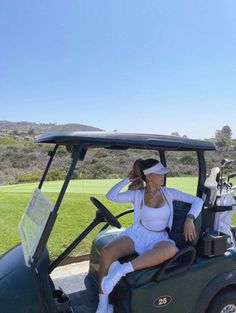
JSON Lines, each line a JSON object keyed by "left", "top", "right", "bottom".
{"left": 143, "top": 163, "right": 169, "bottom": 175}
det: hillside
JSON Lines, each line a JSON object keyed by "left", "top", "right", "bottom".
{"left": 0, "top": 120, "right": 103, "bottom": 134}
{"left": 0, "top": 121, "right": 235, "bottom": 186}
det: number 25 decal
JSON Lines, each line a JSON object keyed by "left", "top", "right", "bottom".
{"left": 154, "top": 295, "right": 172, "bottom": 307}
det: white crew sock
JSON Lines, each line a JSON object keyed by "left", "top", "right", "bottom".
{"left": 121, "top": 261, "right": 134, "bottom": 275}
{"left": 101, "top": 261, "right": 134, "bottom": 295}
{"left": 98, "top": 293, "right": 109, "bottom": 307}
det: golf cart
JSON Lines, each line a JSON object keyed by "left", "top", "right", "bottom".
{"left": 0, "top": 132, "right": 236, "bottom": 313}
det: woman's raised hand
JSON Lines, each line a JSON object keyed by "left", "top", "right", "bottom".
{"left": 128, "top": 170, "right": 140, "bottom": 182}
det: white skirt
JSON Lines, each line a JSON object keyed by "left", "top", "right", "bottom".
{"left": 119, "top": 223, "right": 177, "bottom": 255}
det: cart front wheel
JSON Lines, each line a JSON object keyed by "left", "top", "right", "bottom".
{"left": 207, "top": 288, "right": 236, "bottom": 313}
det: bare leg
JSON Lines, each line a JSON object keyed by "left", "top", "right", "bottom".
{"left": 100, "top": 240, "right": 178, "bottom": 296}
{"left": 99, "top": 236, "right": 135, "bottom": 293}
{"left": 131, "top": 241, "right": 177, "bottom": 271}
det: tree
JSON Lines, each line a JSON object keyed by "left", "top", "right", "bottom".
{"left": 27, "top": 128, "right": 35, "bottom": 135}
{"left": 215, "top": 125, "right": 232, "bottom": 146}
{"left": 12, "top": 129, "right": 19, "bottom": 135}
{"left": 171, "top": 132, "right": 180, "bottom": 137}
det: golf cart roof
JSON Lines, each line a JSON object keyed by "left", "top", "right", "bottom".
{"left": 36, "top": 131, "right": 216, "bottom": 151}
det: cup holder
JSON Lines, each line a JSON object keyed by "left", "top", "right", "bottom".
{"left": 57, "top": 295, "right": 70, "bottom": 304}
{"left": 52, "top": 289, "right": 72, "bottom": 313}
{"left": 52, "top": 289, "right": 64, "bottom": 298}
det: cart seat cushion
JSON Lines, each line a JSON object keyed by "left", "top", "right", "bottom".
{"left": 169, "top": 200, "right": 201, "bottom": 248}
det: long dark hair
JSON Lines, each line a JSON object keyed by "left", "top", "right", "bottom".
{"left": 128, "top": 158, "right": 159, "bottom": 190}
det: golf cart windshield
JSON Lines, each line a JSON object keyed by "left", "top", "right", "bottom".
{"left": 18, "top": 188, "right": 54, "bottom": 267}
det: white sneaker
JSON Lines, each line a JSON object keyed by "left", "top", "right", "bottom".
{"left": 107, "top": 261, "right": 120, "bottom": 276}
{"left": 107, "top": 304, "right": 114, "bottom": 313}
{"left": 101, "top": 263, "right": 124, "bottom": 295}
{"left": 95, "top": 305, "right": 106, "bottom": 313}
{"left": 95, "top": 304, "right": 114, "bottom": 313}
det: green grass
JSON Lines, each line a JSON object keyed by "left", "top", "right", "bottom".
{"left": 0, "top": 179, "right": 120, "bottom": 194}
{"left": 0, "top": 176, "right": 198, "bottom": 194}
{"left": 0, "top": 177, "right": 235, "bottom": 260}
{"left": 0, "top": 182, "right": 133, "bottom": 260}
{"left": 0, "top": 179, "right": 132, "bottom": 258}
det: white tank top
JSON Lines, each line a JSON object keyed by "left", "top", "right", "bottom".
{"left": 140, "top": 202, "right": 170, "bottom": 231}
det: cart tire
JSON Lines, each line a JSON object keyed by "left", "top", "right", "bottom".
{"left": 206, "top": 288, "right": 236, "bottom": 313}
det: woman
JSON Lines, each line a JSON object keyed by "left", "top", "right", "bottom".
{"left": 96, "top": 158, "right": 203, "bottom": 313}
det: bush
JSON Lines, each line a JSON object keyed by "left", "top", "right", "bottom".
{"left": 12, "top": 160, "right": 22, "bottom": 168}
{"left": 22, "top": 142, "right": 35, "bottom": 153}
{"left": 17, "top": 170, "right": 41, "bottom": 183}
{"left": 46, "top": 169, "right": 67, "bottom": 181}
{"left": 0, "top": 137, "right": 19, "bottom": 144}
{"left": 180, "top": 155, "right": 196, "bottom": 165}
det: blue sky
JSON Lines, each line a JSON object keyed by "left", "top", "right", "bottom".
{"left": 0, "top": 0, "right": 236, "bottom": 139}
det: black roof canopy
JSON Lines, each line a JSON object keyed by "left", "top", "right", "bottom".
{"left": 35, "top": 131, "right": 216, "bottom": 151}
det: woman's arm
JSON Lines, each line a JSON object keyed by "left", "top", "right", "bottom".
{"left": 167, "top": 188, "right": 204, "bottom": 242}
{"left": 168, "top": 188, "right": 203, "bottom": 218}
{"left": 106, "top": 177, "right": 135, "bottom": 203}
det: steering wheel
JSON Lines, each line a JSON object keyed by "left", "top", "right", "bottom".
{"left": 90, "top": 196, "right": 121, "bottom": 229}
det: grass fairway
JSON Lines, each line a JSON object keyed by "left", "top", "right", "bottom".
{"left": 0, "top": 176, "right": 198, "bottom": 194}
{"left": 0, "top": 179, "right": 120, "bottom": 194}
{"left": 0, "top": 177, "right": 235, "bottom": 261}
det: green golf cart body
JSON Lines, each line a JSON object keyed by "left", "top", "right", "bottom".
{"left": 0, "top": 132, "right": 235, "bottom": 313}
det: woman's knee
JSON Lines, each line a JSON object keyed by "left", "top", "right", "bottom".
{"left": 100, "top": 245, "right": 115, "bottom": 262}
{"left": 169, "top": 244, "right": 178, "bottom": 257}
{"left": 155, "top": 242, "right": 177, "bottom": 259}
{"left": 165, "top": 243, "right": 178, "bottom": 259}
